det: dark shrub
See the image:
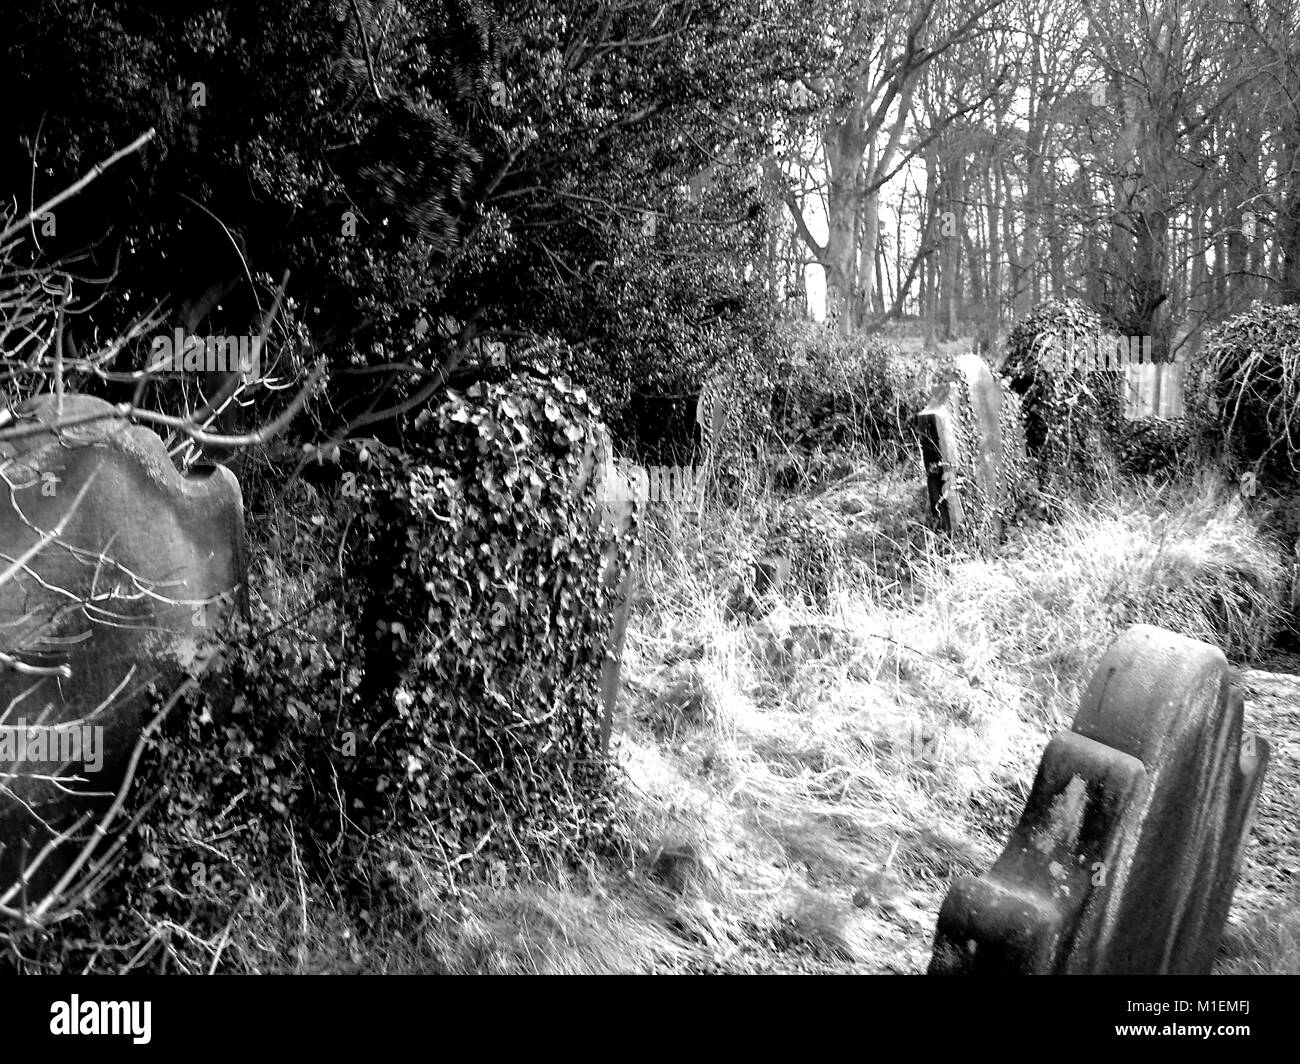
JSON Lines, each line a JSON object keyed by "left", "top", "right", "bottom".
{"left": 769, "top": 320, "right": 929, "bottom": 471}
{"left": 1186, "top": 301, "right": 1300, "bottom": 490}
{"left": 1115, "top": 417, "right": 1193, "bottom": 478}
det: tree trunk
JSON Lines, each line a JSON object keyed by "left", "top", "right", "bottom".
{"left": 984, "top": 159, "right": 1001, "bottom": 350}
{"left": 1278, "top": 124, "right": 1300, "bottom": 304}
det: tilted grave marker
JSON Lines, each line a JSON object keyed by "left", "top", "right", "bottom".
{"left": 572, "top": 430, "right": 640, "bottom": 754}
{"left": 0, "top": 394, "right": 246, "bottom": 910}
{"left": 917, "top": 353, "right": 1030, "bottom": 547}
{"left": 929, "top": 624, "right": 1269, "bottom": 974}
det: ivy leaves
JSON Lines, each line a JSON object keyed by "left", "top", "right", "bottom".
{"left": 1004, "top": 299, "right": 1127, "bottom": 501}
{"left": 340, "top": 372, "right": 626, "bottom": 869}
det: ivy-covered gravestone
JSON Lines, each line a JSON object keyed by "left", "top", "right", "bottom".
{"left": 1187, "top": 301, "right": 1300, "bottom": 491}
{"left": 929, "top": 624, "right": 1269, "bottom": 975}
{"left": 917, "top": 353, "right": 1031, "bottom": 547}
{"left": 1002, "top": 299, "right": 1126, "bottom": 498}
{"left": 341, "top": 375, "right": 632, "bottom": 864}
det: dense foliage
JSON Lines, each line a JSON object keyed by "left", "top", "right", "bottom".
{"left": 1003, "top": 298, "right": 1126, "bottom": 500}
{"left": 1113, "top": 417, "right": 1193, "bottom": 478}
{"left": 1186, "top": 301, "right": 1300, "bottom": 489}
{"left": 768, "top": 320, "right": 929, "bottom": 472}
{"left": 0, "top": 0, "right": 835, "bottom": 438}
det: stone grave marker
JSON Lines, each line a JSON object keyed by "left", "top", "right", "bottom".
{"left": 0, "top": 393, "right": 246, "bottom": 909}
{"left": 573, "top": 429, "right": 640, "bottom": 754}
{"left": 929, "top": 624, "right": 1269, "bottom": 974}
{"left": 917, "top": 353, "right": 1029, "bottom": 546}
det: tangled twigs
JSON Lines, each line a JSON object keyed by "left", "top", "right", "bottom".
{"left": 0, "top": 473, "right": 96, "bottom": 683}
{"left": 0, "top": 129, "right": 157, "bottom": 246}
{"left": 1189, "top": 302, "right": 1300, "bottom": 483}
{"left": 2, "top": 130, "right": 327, "bottom": 465}
{"left": 0, "top": 671, "right": 197, "bottom": 928}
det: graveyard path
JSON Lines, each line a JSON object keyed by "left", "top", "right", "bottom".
{"left": 1231, "top": 660, "right": 1300, "bottom": 932}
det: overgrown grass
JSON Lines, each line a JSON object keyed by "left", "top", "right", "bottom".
{"left": 149, "top": 450, "right": 1294, "bottom": 975}
{"left": 1218, "top": 905, "right": 1300, "bottom": 976}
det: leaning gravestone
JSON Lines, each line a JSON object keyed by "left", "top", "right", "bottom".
{"left": 572, "top": 431, "right": 639, "bottom": 754}
{"left": 929, "top": 624, "right": 1269, "bottom": 974}
{"left": 0, "top": 394, "right": 246, "bottom": 910}
{"left": 918, "top": 353, "right": 1030, "bottom": 547}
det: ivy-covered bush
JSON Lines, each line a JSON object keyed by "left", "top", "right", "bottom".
{"left": 1186, "top": 301, "right": 1300, "bottom": 489}
{"left": 1002, "top": 298, "right": 1125, "bottom": 500}
{"left": 3, "top": 375, "right": 630, "bottom": 972}
{"left": 768, "top": 320, "right": 929, "bottom": 475}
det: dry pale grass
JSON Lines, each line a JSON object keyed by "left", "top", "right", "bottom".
{"left": 925, "top": 468, "right": 1287, "bottom": 713}
{"left": 1218, "top": 905, "right": 1300, "bottom": 975}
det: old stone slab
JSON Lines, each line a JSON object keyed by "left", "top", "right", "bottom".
{"left": 0, "top": 394, "right": 246, "bottom": 907}
{"left": 917, "top": 353, "right": 1028, "bottom": 546}
{"left": 572, "top": 429, "right": 639, "bottom": 754}
{"left": 929, "top": 624, "right": 1269, "bottom": 974}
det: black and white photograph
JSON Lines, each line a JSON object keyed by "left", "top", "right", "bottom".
{"left": 0, "top": 0, "right": 1295, "bottom": 1034}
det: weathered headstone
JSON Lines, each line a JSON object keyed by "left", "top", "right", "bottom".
{"left": 599, "top": 563, "right": 636, "bottom": 752}
{"left": 0, "top": 394, "right": 246, "bottom": 909}
{"left": 918, "top": 353, "right": 1029, "bottom": 546}
{"left": 695, "top": 383, "right": 730, "bottom": 456}
{"left": 572, "top": 429, "right": 639, "bottom": 753}
{"left": 929, "top": 624, "right": 1269, "bottom": 974}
